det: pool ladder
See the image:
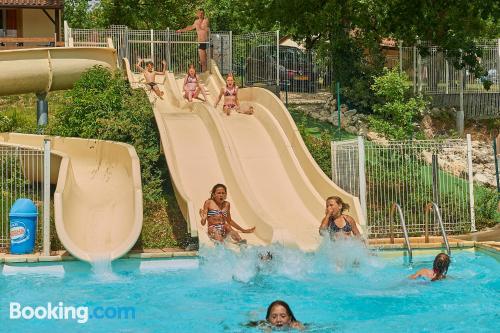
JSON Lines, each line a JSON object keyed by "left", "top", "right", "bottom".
{"left": 389, "top": 202, "right": 452, "bottom": 265}
{"left": 389, "top": 203, "right": 413, "bottom": 264}
{"left": 424, "top": 202, "right": 451, "bottom": 256}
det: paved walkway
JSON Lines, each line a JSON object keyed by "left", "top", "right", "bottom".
{"left": 455, "top": 224, "right": 500, "bottom": 242}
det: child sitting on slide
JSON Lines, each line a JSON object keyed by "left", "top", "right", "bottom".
{"left": 183, "top": 64, "right": 207, "bottom": 102}
{"left": 136, "top": 58, "right": 167, "bottom": 100}
{"left": 214, "top": 73, "right": 254, "bottom": 116}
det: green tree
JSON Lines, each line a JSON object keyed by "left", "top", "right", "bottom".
{"left": 64, "top": 0, "right": 104, "bottom": 28}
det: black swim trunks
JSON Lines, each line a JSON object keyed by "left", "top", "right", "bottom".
{"left": 147, "top": 82, "right": 157, "bottom": 88}
{"left": 198, "top": 42, "right": 208, "bottom": 50}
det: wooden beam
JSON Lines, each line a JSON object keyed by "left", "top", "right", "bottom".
{"left": 55, "top": 8, "right": 60, "bottom": 41}
{"left": 42, "top": 9, "right": 55, "bottom": 25}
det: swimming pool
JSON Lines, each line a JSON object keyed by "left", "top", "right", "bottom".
{"left": 1, "top": 243, "right": 498, "bottom": 333}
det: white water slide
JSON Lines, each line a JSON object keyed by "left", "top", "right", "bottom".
{"left": 125, "top": 60, "right": 365, "bottom": 250}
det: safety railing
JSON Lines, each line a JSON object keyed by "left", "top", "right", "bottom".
{"left": 0, "top": 141, "right": 51, "bottom": 254}
{"left": 389, "top": 202, "right": 413, "bottom": 263}
{"left": 425, "top": 202, "right": 451, "bottom": 256}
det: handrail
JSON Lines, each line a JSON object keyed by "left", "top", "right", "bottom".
{"left": 389, "top": 202, "right": 413, "bottom": 263}
{"left": 425, "top": 202, "right": 451, "bottom": 256}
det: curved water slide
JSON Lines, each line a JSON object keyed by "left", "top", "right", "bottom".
{"left": 0, "top": 48, "right": 143, "bottom": 262}
{"left": 126, "top": 59, "right": 364, "bottom": 251}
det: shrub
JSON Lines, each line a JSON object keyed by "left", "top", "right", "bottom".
{"left": 369, "top": 67, "right": 427, "bottom": 140}
{"left": 474, "top": 185, "right": 500, "bottom": 230}
{"left": 49, "top": 66, "right": 163, "bottom": 202}
{"left": 297, "top": 116, "right": 332, "bottom": 176}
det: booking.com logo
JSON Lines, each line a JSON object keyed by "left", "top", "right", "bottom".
{"left": 9, "top": 302, "right": 135, "bottom": 324}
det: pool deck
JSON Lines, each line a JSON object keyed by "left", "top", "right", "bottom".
{"left": 0, "top": 238, "right": 498, "bottom": 263}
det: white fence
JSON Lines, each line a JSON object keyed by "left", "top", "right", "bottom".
{"left": 0, "top": 142, "right": 51, "bottom": 254}
{"left": 398, "top": 40, "right": 500, "bottom": 119}
{"left": 332, "top": 137, "right": 475, "bottom": 238}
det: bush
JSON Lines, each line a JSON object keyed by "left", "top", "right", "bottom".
{"left": 49, "top": 66, "right": 163, "bottom": 202}
{"left": 297, "top": 116, "right": 332, "bottom": 176}
{"left": 369, "top": 67, "right": 427, "bottom": 140}
{"left": 474, "top": 185, "right": 500, "bottom": 230}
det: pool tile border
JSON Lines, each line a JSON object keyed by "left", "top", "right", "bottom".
{"left": 0, "top": 241, "right": 497, "bottom": 264}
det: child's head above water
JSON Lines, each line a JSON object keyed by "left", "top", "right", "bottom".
{"left": 432, "top": 253, "right": 450, "bottom": 281}
{"left": 266, "top": 300, "right": 298, "bottom": 328}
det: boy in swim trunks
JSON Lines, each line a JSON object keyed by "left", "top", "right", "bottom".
{"left": 136, "top": 58, "right": 167, "bottom": 100}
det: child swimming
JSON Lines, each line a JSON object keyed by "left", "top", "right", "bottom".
{"left": 410, "top": 253, "right": 450, "bottom": 281}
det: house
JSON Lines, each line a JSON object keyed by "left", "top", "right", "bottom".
{"left": 0, "top": 0, "right": 63, "bottom": 42}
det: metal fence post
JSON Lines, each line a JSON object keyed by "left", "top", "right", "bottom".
{"left": 63, "top": 20, "right": 69, "bottom": 47}
{"left": 398, "top": 40, "right": 402, "bottom": 74}
{"left": 43, "top": 139, "right": 51, "bottom": 256}
{"left": 417, "top": 41, "right": 422, "bottom": 94}
{"left": 276, "top": 30, "right": 280, "bottom": 89}
{"left": 150, "top": 29, "right": 154, "bottom": 62}
{"left": 357, "top": 136, "right": 367, "bottom": 222}
{"left": 457, "top": 66, "right": 465, "bottom": 134}
{"left": 229, "top": 30, "right": 233, "bottom": 74}
{"left": 466, "top": 134, "right": 476, "bottom": 232}
{"left": 412, "top": 45, "right": 417, "bottom": 94}
{"left": 494, "top": 137, "right": 499, "bottom": 195}
{"left": 125, "top": 26, "right": 129, "bottom": 60}
{"left": 445, "top": 59, "right": 449, "bottom": 94}
{"left": 167, "top": 28, "right": 171, "bottom": 71}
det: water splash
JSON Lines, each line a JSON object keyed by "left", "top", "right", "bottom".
{"left": 89, "top": 254, "right": 121, "bottom": 282}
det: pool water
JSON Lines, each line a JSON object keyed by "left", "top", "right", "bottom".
{"left": 0, "top": 241, "right": 498, "bottom": 333}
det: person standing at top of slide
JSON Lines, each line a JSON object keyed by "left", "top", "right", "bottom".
{"left": 176, "top": 8, "right": 210, "bottom": 72}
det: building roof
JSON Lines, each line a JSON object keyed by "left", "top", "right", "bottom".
{"left": 0, "top": 0, "right": 64, "bottom": 9}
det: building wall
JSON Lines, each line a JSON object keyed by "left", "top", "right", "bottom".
{"left": 21, "top": 9, "right": 58, "bottom": 38}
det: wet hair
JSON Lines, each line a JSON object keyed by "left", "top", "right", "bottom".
{"left": 146, "top": 61, "right": 154, "bottom": 67}
{"left": 326, "top": 196, "right": 350, "bottom": 213}
{"left": 209, "top": 183, "right": 227, "bottom": 200}
{"left": 432, "top": 253, "right": 450, "bottom": 281}
{"left": 266, "top": 300, "right": 298, "bottom": 323}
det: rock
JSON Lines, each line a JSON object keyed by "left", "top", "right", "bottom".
{"left": 345, "top": 110, "right": 357, "bottom": 117}
{"left": 474, "top": 173, "right": 494, "bottom": 187}
{"left": 346, "top": 126, "right": 358, "bottom": 134}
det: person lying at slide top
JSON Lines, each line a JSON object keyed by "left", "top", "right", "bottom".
{"left": 319, "top": 196, "right": 361, "bottom": 239}
{"left": 136, "top": 58, "right": 167, "bottom": 99}
{"left": 199, "top": 183, "right": 255, "bottom": 243}
{"left": 214, "top": 73, "right": 254, "bottom": 116}
{"left": 183, "top": 64, "right": 207, "bottom": 102}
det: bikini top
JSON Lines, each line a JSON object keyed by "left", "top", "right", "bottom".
{"left": 328, "top": 215, "right": 352, "bottom": 233}
{"left": 224, "top": 86, "right": 238, "bottom": 96}
{"left": 185, "top": 75, "right": 198, "bottom": 84}
{"left": 207, "top": 209, "right": 227, "bottom": 218}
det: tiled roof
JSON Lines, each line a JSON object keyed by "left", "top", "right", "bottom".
{"left": 0, "top": 0, "right": 63, "bottom": 8}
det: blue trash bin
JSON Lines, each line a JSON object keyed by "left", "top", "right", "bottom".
{"left": 9, "top": 198, "right": 38, "bottom": 254}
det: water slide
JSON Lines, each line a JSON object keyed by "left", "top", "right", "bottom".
{"left": 0, "top": 47, "right": 143, "bottom": 262}
{"left": 125, "top": 60, "right": 365, "bottom": 251}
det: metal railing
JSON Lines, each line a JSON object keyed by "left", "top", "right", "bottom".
{"left": 0, "top": 141, "right": 51, "bottom": 254}
{"left": 389, "top": 202, "right": 413, "bottom": 263}
{"left": 332, "top": 137, "right": 475, "bottom": 238}
{"left": 425, "top": 202, "right": 451, "bottom": 256}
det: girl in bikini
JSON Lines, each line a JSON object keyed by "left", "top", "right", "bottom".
{"left": 319, "top": 196, "right": 361, "bottom": 239}
{"left": 199, "top": 183, "right": 256, "bottom": 243}
{"left": 183, "top": 64, "right": 207, "bottom": 102}
{"left": 214, "top": 73, "right": 254, "bottom": 116}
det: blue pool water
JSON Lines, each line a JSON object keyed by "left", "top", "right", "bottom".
{"left": 0, "top": 242, "right": 498, "bottom": 333}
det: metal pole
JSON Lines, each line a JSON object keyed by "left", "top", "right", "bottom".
{"left": 229, "top": 31, "right": 233, "bottom": 74}
{"left": 276, "top": 30, "right": 280, "bottom": 91}
{"left": 150, "top": 29, "right": 154, "bottom": 63}
{"left": 336, "top": 82, "right": 341, "bottom": 138}
{"left": 445, "top": 59, "right": 449, "bottom": 94}
{"left": 457, "top": 67, "right": 464, "bottom": 134}
{"left": 431, "top": 153, "right": 440, "bottom": 207}
{"left": 466, "top": 134, "right": 476, "bottom": 232}
{"left": 417, "top": 41, "right": 422, "bottom": 94}
{"left": 43, "top": 139, "right": 51, "bottom": 256}
{"left": 358, "top": 136, "right": 367, "bottom": 222}
{"left": 398, "top": 40, "right": 402, "bottom": 74}
{"left": 166, "top": 28, "right": 171, "bottom": 71}
{"left": 36, "top": 92, "right": 48, "bottom": 130}
{"left": 413, "top": 46, "right": 417, "bottom": 94}
{"left": 220, "top": 34, "right": 224, "bottom": 74}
